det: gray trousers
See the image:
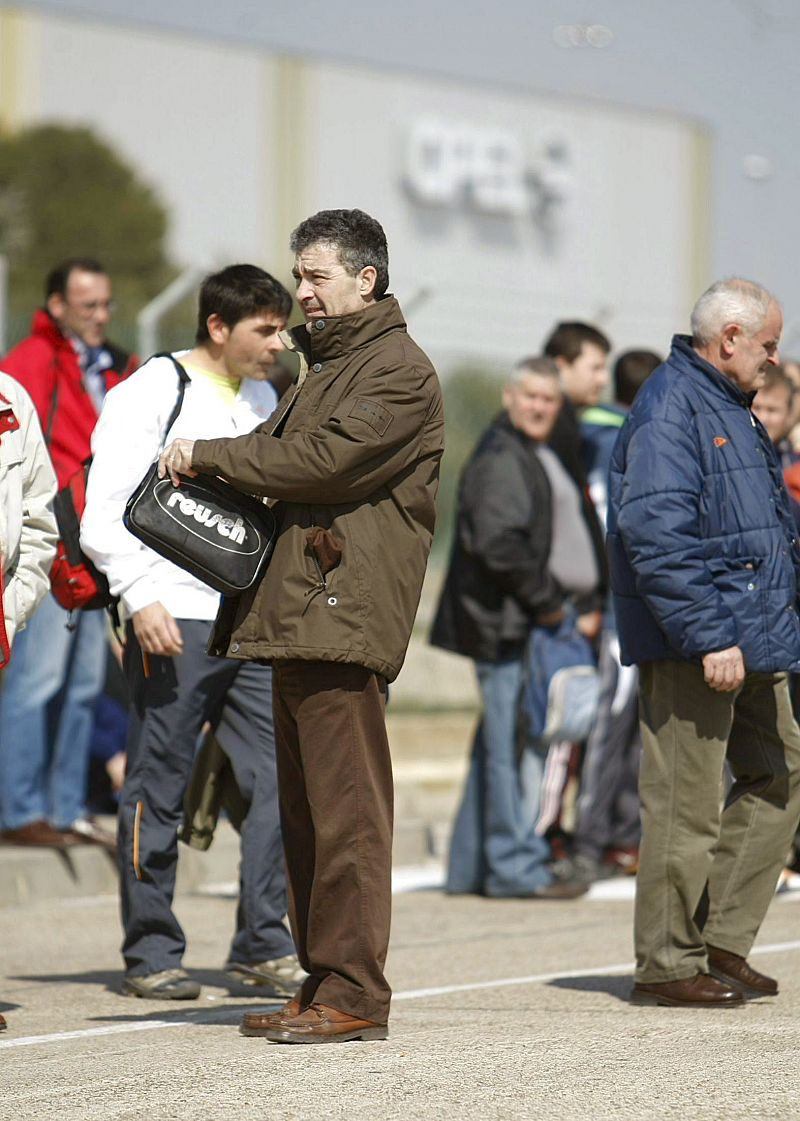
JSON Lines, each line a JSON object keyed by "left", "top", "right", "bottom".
{"left": 635, "top": 660, "right": 800, "bottom": 983}
{"left": 119, "top": 619, "right": 293, "bottom": 977}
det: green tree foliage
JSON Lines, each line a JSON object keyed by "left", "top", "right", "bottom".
{"left": 0, "top": 123, "right": 174, "bottom": 347}
{"left": 434, "top": 365, "right": 503, "bottom": 555}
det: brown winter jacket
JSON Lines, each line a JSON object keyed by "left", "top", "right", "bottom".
{"left": 191, "top": 296, "right": 444, "bottom": 682}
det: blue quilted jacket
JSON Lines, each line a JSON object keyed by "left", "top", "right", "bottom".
{"left": 607, "top": 335, "right": 800, "bottom": 671}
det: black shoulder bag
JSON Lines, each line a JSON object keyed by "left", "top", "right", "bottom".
{"left": 123, "top": 356, "right": 277, "bottom": 597}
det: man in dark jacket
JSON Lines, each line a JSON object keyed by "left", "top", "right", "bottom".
{"left": 608, "top": 277, "right": 800, "bottom": 1008}
{"left": 543, "top": 320, "right": 610, "bottom": 617}
{"left": 430, "top": 357, "right": 599, "bottom": 898}
{"left": 0, "top": 258, "right": 136, "bottom": 850}
{"left": 159, "top": 209, "right": 444, "bottom": 1043}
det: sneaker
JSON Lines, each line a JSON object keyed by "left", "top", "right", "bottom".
{"left": 570, "top": 852, "right": 603, "bottom": 884}
{"left": 121, "top": 968, "right": 200, "bottom": 1000}
{"left": 224, "top": 954, "right": 307, "bottom": 997}
{"left": 69, "top": 816, "right": 118, "bottom": 853}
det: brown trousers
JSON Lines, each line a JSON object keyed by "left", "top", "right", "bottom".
{"left": 272, "top": 660, "right": 393, "bottom": 1023}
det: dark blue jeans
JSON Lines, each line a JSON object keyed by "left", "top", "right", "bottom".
{"left": 446, "top": 658, "right": 552, "bottom": 896}
{"left": 119, "top": 619, "right": 293, "bottom": 977}
{"left": 0, "top": 595, "right": 106, "bottom": 830}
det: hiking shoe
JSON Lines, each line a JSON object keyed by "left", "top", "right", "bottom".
{"left": 224, "top": 954, "right": 307, "bottom": 996}
{"left": 121, "top": 968, "right": 200, "bottom": 1000}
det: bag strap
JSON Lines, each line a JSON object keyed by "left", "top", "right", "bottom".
{"left": 43, "top": 354, "right": 61, "bottom": 451}
{"left": 151, "top": 353, "right": 191, "bottom": 452}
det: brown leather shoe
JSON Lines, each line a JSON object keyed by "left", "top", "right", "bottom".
{"left": 240, "top": 999, "right": 303, "bottom": 1034}
{"left": 241, "top": 1002, "right": 388, "bottom": 1043}
{"left": 707, "top": 945, "right": 778, "bottom": 997}
{"left": 631, "top": 972, "right": 744, "bottom": 1007}
{"left": 0, "top": 1012, "right": 6, "bottom": 1032}
{"left": 0, "top": 820, "right": 79, "bottom": 847}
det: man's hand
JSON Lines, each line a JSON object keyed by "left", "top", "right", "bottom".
{"left": 702, "top": 646, "right": 745, "bottom": 693}
{"left": 158, "top": 439, "right": 197, "bottom": 487}
{"left": 132, "top": 602, "right": 184, "bottom": 657}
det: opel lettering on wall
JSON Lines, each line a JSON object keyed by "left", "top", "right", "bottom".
{"left": 403, "top": 117, "right": 571, "bottom": 222}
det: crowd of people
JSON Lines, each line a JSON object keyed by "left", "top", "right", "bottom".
{"left": 2, "top": 213, "right": 800, "bottom": 1034}
{"left": 432, "top": 326, "right": 659, "bottom": 898}
{"left": 436, "top": 276, "right": 800, "bottom": 1007}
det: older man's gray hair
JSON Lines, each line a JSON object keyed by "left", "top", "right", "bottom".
{"left": 691, "top": 277, "right": 779, "bottom": 346}
{"left": 507, "top": 355, "right": 561, "bottom": 386}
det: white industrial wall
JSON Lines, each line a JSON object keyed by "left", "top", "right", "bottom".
{"left": 0, "top": 8, "right": 706, "bottom": 371}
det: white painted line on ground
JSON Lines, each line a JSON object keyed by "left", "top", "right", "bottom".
{"left": 195, "top": 864, "right": 449, "bottom": 899}
{"left": 4, "top": 938, "right": 800, "bottom": 1052}
{"left": 392, "top": 960, "right": 633, "bottom": 1002}
{"left": 394, "top": 938, "right": 800, "bottom": 1001}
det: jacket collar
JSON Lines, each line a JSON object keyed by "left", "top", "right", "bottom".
{"left": 494, "top": 409, "right": 547, "bottom": 451}
{"left": 30, "top": 308, "right": 71, "bottom": 353}
{"left": 287, "top": 296, "right": 407, "bottom": 362}
{"left": 671, "top": 334, "right": 756, "bottom": 407}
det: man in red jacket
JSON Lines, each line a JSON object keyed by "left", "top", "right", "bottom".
{"left": 0, "top": 258, "right": 136, "bottom": 848}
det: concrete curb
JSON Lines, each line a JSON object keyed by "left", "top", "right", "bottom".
{"left": 0, "top": 817, "right": 433, "bottom": 910}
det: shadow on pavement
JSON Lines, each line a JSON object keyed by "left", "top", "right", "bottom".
{"left": 8, "top": 967, "right": 286, "bottom": 997}
{"left": 11, "top": 970, "right": 121, "bottom": 991}
{"left": 547, "top": 973, "right": 633, "bottom": 1002}
{"left": 86, "top": 1000, "right": 284, "bottom": 1025}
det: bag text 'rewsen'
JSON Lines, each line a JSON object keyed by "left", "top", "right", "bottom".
{"left": 166, "top": 490, "right": 246, "bottom": 544}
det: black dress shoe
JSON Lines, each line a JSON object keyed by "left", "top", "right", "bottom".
{"left": 631, "top": 972, "right": 744, "bottom": 1007}
{"left": 707, "top": 945, "right": 778, "bottom": 997}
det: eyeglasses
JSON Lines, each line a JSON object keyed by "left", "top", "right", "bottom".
{"left": 65, "top": 299, "right": 117, "bottom": 316}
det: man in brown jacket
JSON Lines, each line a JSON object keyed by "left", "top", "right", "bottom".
{"left": 160, "top": 209, "right": 444, "bottom": 1043}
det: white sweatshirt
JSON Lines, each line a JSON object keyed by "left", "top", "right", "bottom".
{"left": 81, "top": 352, "right": 279, "bottom": 621}
{"left": 0, "top": 372, "right": 58, "bottom": 644}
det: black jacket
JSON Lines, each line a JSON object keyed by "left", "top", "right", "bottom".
{"left": 430, "top": 412, "right": 565, "bottom": 662}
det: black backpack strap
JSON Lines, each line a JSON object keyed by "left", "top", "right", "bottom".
{"left": 151, "top": 353, "right": 191, "bottom": 450}
{"left": 44, "top": 354, "right": 61, "bottom": 450}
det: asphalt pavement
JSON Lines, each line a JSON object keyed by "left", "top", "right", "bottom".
{"left": 3, "top": 872, "right": 800, "bottom": 1120}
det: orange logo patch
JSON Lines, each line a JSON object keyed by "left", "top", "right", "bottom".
{"left": 713, "top": 437, "right": 728, "bottom": 448}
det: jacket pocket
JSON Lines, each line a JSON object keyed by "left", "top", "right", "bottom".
{"left": 303, "top": 527, "right": 343, "bottom": 613}
{"left": 306, "top": 527, "right": 343, "bottom": 577}
{"left": 707, "top": 556, "right": 763, "bottom": 596}
{"left": 707, "top": 556, "right": 764, "bottom": 650}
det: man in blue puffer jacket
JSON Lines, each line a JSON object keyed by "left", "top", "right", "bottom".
{"left": 608, "top": 277, "right": 800, "bottom": 1008}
